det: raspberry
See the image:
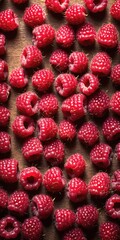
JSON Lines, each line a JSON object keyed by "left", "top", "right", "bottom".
{"left": 76, "top": 204, "right": 99, "bottom": 229}
{"left": 39, "top": 94, "right": 59, "bottom": 117}
{"left": 110, "top": 91, "right": 120, "bottom": 115}
{"left": 0, "top": 83, "right": 11, "bottom": 103}
{"left": 22, "top": 217, "right": 43, "bottom": 240}
{"left": 9, "top": 67, "right": 28, "bottom": 88}
{"left": 50, "top": 49, "right": 69, "bottom": 72}
{"left": 56, "top": 24, "right": 75, "bottom": 48}
{"left": 97, "top": 23, "right": 118, "bottom": 48}
{"left": 65, "top": 153, "right": 86, "bottom": 178}
{"left": 77, "top": 22, "right": 96, "bottom": 46}
{"left": 115, "top": 143, "right": 120, "bottom": 161}
{"left": 0, "top": 9, "right": 19, "bottom": 31}
{"left": 31, "top": 194, "right": 54, "bottom": 219}
{"left": 55, "top": 73, "right": 77, "bottom": 97}
{"left": 21, "top": 45, "right": 42, "bottom": 69}
{"left": 45, "top": 0, "right": 69, "bottom": 13}
{"left": 0, "top": 34, "right": 6, "bottom": 55}
{"left": 0, "top": 59, "right": 8, "bottom": 81}
{"left": 22, "top": 137, "right": 43, "bottom": 162}
{"left": 84, "top": 0, "right": 108, "bottom": 13}
{"left": 105, "top": 194, "right": 120, "bottom": 219}
{"left": 0, "top": 158, "right": 18, "bottom": 183}
{"left": 78, "top": 121, "right": 99, "bottom": 146}
{"left": 78, "top": 73, "right": 99, "bottom": 96}
{"left": 12, "top": 0, "right": 27, "bottom": 4}
{"left": 67, "top": 178, "right": 88, "bottom": 203}
{"left": 0, "top": 188, "right": 8, "bottom": 211}
{"left": 0, "top": 106, "right": 10, "bottom": 127}
{"left": 43, "top": 139, "right": 64, "bottom": 166}
{"left": 111, "top": 64, "right": 120, "bottom": 85}
{"left": 0, "top": 216, "right": 20, "bottom": 239}
{"left": 69, "top": 51, "right": 88, "bottom": 74}
{"left": 8, "top": 191, "right": 29, "bottom": 216}
{"left": 43, "top": 167, "right": 65, "bottom": 193}
{"left": 111, "top": 170, "right": 120, "bottom": 193}
{"left": 63, "top": 228, "right": 86, "bottom": 240}
{"left": 58, "top": 120, "right": 76, "bottom": 141}
{"left": 23, "top": 4, "right": 46, "bottom": 28}
{"left": 61, "top": 93, "right": 86, "bottom": 122}
{"left": 102, "top": 117, "right": 120, "bottom": 141}
{"left": 32, "top": 69, "right": 54, "bottom": 92}
{"left": 54, "top": 209, "right": 75, "bottom": 231}
{"left": 0, "top": 132, "right": 11, "bottom": 153}
{"left": 37, "top": 118, "right": 57, "bottom": 142}
{"left": 88, "top": 90, "right": 110, "bottom": 117}
{"left": 110, "top": 0, "right": 120, "bottom": 21}
{"left": 12, "top": 115, "right": 35, "bottom": 138}
{"left": 88, "top": 172, "right": 110, "bottom": 198}
{"left": 16, "top": 91, "right": 39, "bottom": 116}
{"left": 65, "top": 4, "right": 86, "bottom": 25}
{"left": 99, "top": 222, "right": 120, "bottom": 240}
{"left": 90, "top": 52, "right": 111, "bottom": 76}
{"left": 32, "top": 24, "right": 55, "bottom": 48}
{"left": 19, "top": 167, "right": 42, "bottom": 191}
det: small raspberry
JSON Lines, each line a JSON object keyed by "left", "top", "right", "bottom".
{"left": 0, "top": 188, "right": 8, "bottom": 211}
{"left": 99, "top": 222, "right": 120, "bottom": 240}
{"left": 102, "top": 117, "right": 120, "bottom": 141}
{"left": 110, "top": 0, "right": 120, "bottom": 21}
{"left": 111, "top": 64, "right": 120, "bottom": 85}
{"left": 115, "top": 143, "right": 120, "bottom": 161}
{"left": 63, "top": 228, "right": 86, "bottom": 240}
{"left": 77, "top": 22, "right": 96, "bottom": 46}
{"left": 0, "top": 9, "right": 19, "bottom": 31}
{"left": 65, "top": 153, "right": 86, "bottom": 178}
{"left": 12, "top": 115, "right": 35, "bottom": 138}
{"left": 0, "top": 34, "right": 6, "bottom": 55}
{"left": 65, "top": 4, "right": 86, "bottom": 25}
{"left": 56, "top": 24, "right": 75, "bottom": 48}
{"left": 84, "top": 0, "right": 108, "bottom": 13}
{"left": 111, "top": 170, "right": 120, "bottom": 193}
{"left": 0, "top": 131, "right": 11, "bottom": 153}
{"left": 110, "top": 91, "right": 120, "bottom": 115}
{"left": 21, "top": 45, "right": 42, "bottom": 69}
{"left": 0, "top": 106, "right": 10, "bottom": 127}
{"left": 22, "top": 217, "right": 43, "bottom": 240}
{"left": 0, "top": 216, "right": 20, "bottom": 239}
{"left": 22, "top": 137, "right": 43, "bottom": 162}
{"left": 45, "top": 0, "right": 69, "bottom": 13}
{"left": 55, "top": 73, "right": 77, "bottom": 97}
{"left": 69, "top": 51, "right": 88, "bottom": 74}
{"left": 0, "top": 83, "right": 11, "bottom": 103}
{"left": 8, "top": 191, "right": 29, "bottom": 216}
{"left": 78, "top": 73, "right": 99, "bottom": 96}
{"left": 9, "top": 67, "right": 28, "bottom": 88}
{"left": 97, "top": 23, "right": 118, "bottom": 48}
{"left": 37, "top": 118, "right": 57, "bottom": 142}
{"left": 90, "top": 52, "right": 111, "bottom": 76}
{"left": 0, "top": 158, "right": 18, "bottom": 183}
{"left": 39, "top": 94, "right": 59, "bottom": 117}
{"left": 0, "top": 59, "right": 8, "bottom": 81}
{"left": 67, "top": 178, "right": 88, "bottom": 203}
{"left": 58, "top": 120, "right": 76, "bottom": 141}
{"left": 54, "top": 209, "right": 75, "bottom": 231}
{"left": 50, "top": 49, "right": 69, "bottom": 72}
{"left": 78, "top": 121, "right": 99, "bottom": 146}
{"left": 105, "top": 194, "right": 120, "bottom": 219}
{"left": 32, "top": 69, "right": 54, "bottom": 92}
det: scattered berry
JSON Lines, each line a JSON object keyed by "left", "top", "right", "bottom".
{"left": 9, "top": 67, "right": 28, "bottom": 88}
{"left": 0, "top": 158, "right": 18, "bottom": 183}
{"left": 0, "top": 216, "right": 20, "bottom": 239}
{"left": 97, "top": 23, "right": 118, "bottom": 48}
{"left": 0, "top": 83, "right": 11, "bottom": 103}
{"left": 105, "top": 194, "right": 120, "bottom": 219}
{"left": 58, "top": 120, "right": 76, "bottom": 141}
{"left": 69, "top": 51, "right": 88, "bottom": 74}
{"left": 22, "top": 137, "right": 43, "bottom": 162}
{"left": 115, "top": 143, "right": 120, "bottom": 161}
{"left": 111, "top": 64, "right": 120, "bottom": 85}
{"left": 67, "top": 178, "right": 88, "bottom": 203}
{"left": 110, "top": 0, "right": 120, "bottom": 21}
{"left": 78, "top": 73, "right": 99, "bottom": 96}
{"left": 21, "top": 45, "right": 42, "bottom": 69}
{"left": 90, "top": 52, "right": 111, "bottom": 76}
{"left": 84, "top": 0, "right": 108, "bottom": 13}
{"left": 55, "top": 73, "right": 77, "bottom": 97}
{"left": 102, "top": 117, "right": 120, "bottom": 141}
{"left": 77, "top": 22, "right": 96, "bottom": 46}
{"left": 0, "top": 188, "right": 8, "bottom": 211}
{"left": 45, "top": 0, "right": 69, "bottom": 13}
{"left": 8, "top": 191, "right": 29, "bottom": 216}
{"left": 0, "top": 34, "right": 6, "bottom": 55}
{"left": 0, "top": 106, "right": 10, "bottom": 127}
{"left": 50, "top": 49, "right": 68, "bottom": 72}
{"left": 55, "top": 208, "right": 75, "bottom": 231}
{"left": 37, "top": 118, "right": 57, "bottom": 142}
{"left": 78, "top": 121, "right": 99, "bottom": 146}
{"left": 110, "top": 91, "right": 120, "bottom": 115}
{"left": 99, "top": 221, "right": 120, "bottom": 240}
{"left": 0, "top": 59, "right": 8, "bottom": 81}
{"left": 56, "top": 24, "right": 75, "bottom": 48}
{"left": 65, "top": 153, "right": 86, "bottom": 178}
{"left": 0, "top": 132, "right": 11, "bottom": 153}
{"left": 63, "top": 227, "right": 86, "bottom": 240}
{"left": 65, "top": 4, "right": 86, "bottom": 25}
{"left": 39, "top": 94, "right": 58, "bottom": 117}
{"left": 22, "top": 216, "right": 43, "bottom": 240}
{"left": 0, "top": 9, "right": 19, "bottom": 31}
{"left": 12, "top": 115, "right": 35, "bottom": 138}
{"left": 111, "top": 170, "right": 120, "bottom": 193}
{"left": 32, "top": 68, "right": 54, "bottom": 92}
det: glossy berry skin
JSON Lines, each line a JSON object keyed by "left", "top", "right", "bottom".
{"left": 0, "top": 188, "right": 8, "bottom": 211}
{"left": 32, "top": 69, "right": 54, "bottom": 92}
{"left": 9, "top": 67, "right": 28, "bottom": 88}
{"left": 90, "top": 52, "right": 111, "bottom": 76}
{"left": 0, "top": 106, "right": 10, "bottom": 127}
{"left": 54, "top": 209, "right": 75, "bottom": 231}
{"left": 110, "top": 91, "right": 120, "bottom": 115}
{"left": 0, "top": 132, "right": 11, "bottom": 153}
{"left": 69, "top": 51, "right": 88, "bottom": 74}
{"left": 77, "top": 22, "right": 96, "bottom": 46}
{"left": 65, "top": 4, "right": 86, "bottom": 25}
{"left": 105, "top": 194, "right": 120, "bottom": 219}
{"left": 115, "top": 143, "right": 120, "bottom": 161}
{"left": 0, "top": 158, "right": 18, "bottom": 183}
{"left": 12, "top": 115, "right": 35, "bottom": 138}
{"left": 22, "top": 217, "right": 43, "bottom": 240}
{"left": 0, "top": 9, "right": 19, "bottom": 31}
{"left": 8, "top": 191, "right": 29, "bottom": 216}
{"left": 37, "top": 118, "right": 57, "bottom": 142}
{"left": 55, "top": 73, "right": 77, "bottom": 97}
{"left": 99, "top": 222, "right": 120, "bottom": 240}
{"left": 22, "top": 137, "right": 43, "bottom": 162}
{"left": 110, "top": 0, "right": 120, "bottom": 21}
{"left": 97, "top": 23, "right": 118, "bottom": 48}
{"left": 0, "top": 59, "right": 8, "bottom": 81}
{"left": 63, "top": 228, "right": 86, "bottom": 240}
{"left": 84, "top": 0, "right": 108, "bottom": 13}
{"left": 45, "top": 0, "right": 69, "bottom": 13}
{"left": 0, "top": 34, "right": 6, "bottom": 55}
{"left": 58, "top": 120, "right": 76, "bottom": 141}
{"left": 102, "top": 117, "right": 120, "bottom": 141}
{"left": 78, "top": 121, "right": 99, "bottom": 146}
{"left": 111, "top": 64, "right": 120, "bottom": 85}
{"left": 21, "top": 45, "right": 42, "bottom": 69}
{"left": 50, "top": 49, "right": 68, "bottom": 72}
{"left": 0, "top": 83, "right": 11, "bottom": 103}
{"left": 78, "top": 73, "right": 99, "bottom": 96}
{"left": 0, "top": 216, "right": 20, "bottom": 239}
{"left": 111, "top": 170, "right": 120, "bottom": 193}
{"left": 56, "top": 24, "right": 75, "bottom": 48}
{"left": 39, "top": 94, "right": 59, "bottom": 117}
{"left": 67, "top": 178, "right": 88, "bottom": 203}
{"left": 65, "top": 153, "right": 86, "bottom": 178}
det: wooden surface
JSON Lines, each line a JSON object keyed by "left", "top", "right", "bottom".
{"left": 0, "top": 0, "right": 120, "bottom": 239}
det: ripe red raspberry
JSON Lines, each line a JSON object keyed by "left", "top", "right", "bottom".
{"left": 21, "top": 45, "right": 42, "bottom": 69}
{"left": 23, "top": 4, "right": 46, "bottom": 28}
{"left": 76, "top": 204, "right": 99, "bottom": 229}
{"left": 43, "top": 139, "right": 64, "bottom": 166}
{"left": 67, "top": 178, "right": 88, "bottom": 203}
{"left": 16, "top": 91, "right": 39, "bottom": 116}
{"left": 88, "top": 90, "right": 110, "bottom": 117}
{"left": 12, "top": 115, "right": 35, "bottom": 138}
{"left": 78, "top": 73, "right": 99, "bottom": 96}
{"left": 22, "top": 137, "right": 43, "bottom": 162}
{"left": 111, "top": 64, "right": 120, "bottom": 85}
{"left": 63, "top": 228, "right": 86, "bottom": 240}
{"left": 65, "top": 4, "right": 86, "bottom": 25}
{"left": 0, "top": 59, "right": 8, "bottom": 82}
{"left": 69, "top": 51, "right": 88, "bottom": 74}
{"left": 102, "top": 117, "right": 120, "bottom": 141}
{"left": 77, "top": 22, "right": 96, "bottom": 46}
{"left": 9, "top": 67, "right": 28, "bottom": 88}
{"left": 110, "top": 91, "right": 120, "bottom": 115}
{"left": 43, "top": 167, "right": 65, "bottom": 193}
{"left": 37, "top": 118, "right": 57, "bottom": 142}
{"left": 88, "top": 172, "right": 110, "bottom": 198}
{"left": 45, "top": 0, "right": 69, "bottom": 13}
{"left": 84, "top": 0, "right": 108, "bottom": 13}
{"left": 50, "top": 49, "right": 69, "bottom": 72}
{"left": 32, "top": 24, "right": 55, "bottom": 48}
{"left": 111, "top": 170, "right": 120, "bottom": 193}
{"left": 39, "top": 94, "right": 58, "bottom": 117}
{"left": 61, "top": 93, "right": 86, "bottom": 122}
{"left": 19, "top": 167, "right": 42, "bottom": 191}
{"left": 54, "top": 208, "right": 75, "bottom": 231}
{"left": 0, "top": 83, "right": 11, "bottom": 103}
{"left": 56, "top": 24, "right": 75, "bottom": 48}
{"left": 12, "top": 0, "right": 27, "bottom": 3}
{"left": 22, "top": 216, "right": 43, "bottom": 240}
{"left": 99, "top": 222, "right": 120, "bottom": 240}
{"left": 0, "top": 106, "right": 10, "bottom": 127}
{"left": 0, "top": 131, "right": 11, "bottom": 153}
{"left": 31, "top": 194, "right": 54, "bottom": 219}
{"left": 0, "top": 216, "right": 20, "bottom": 239}
{"left": 58, "top": 120, "right": 76, "bottom": 141}
{"left": 0, "top": 158, "right": 18, "bottom": 183}
{"left": 115, "top": 143, "right": 120, "bottom": 161}
{"left": 55, "top": 73, "right": 77, "bottom": 97}
{"left": 32, "top": 69, "right": 54, "bottom": 92}
{"left": 8, "top": 191, "right": 29, "bottom": 216}
{"left": 65, "top": 153, "right": 86, "bottom": 178}
{"left": 110, "top": 0, "right": 120, "bottom": 21}
{"left": 90, "top": 52, "right": 111, "bottom": 76}
{"left": 78, "top": 121, "right": 99, "bottom": 146}
{"left": 0, "top": 9, "right": 19, "bottom": 31}
{"left": 105, "top": 194, "right": 120, "bottom": 219}
{"left": 0, "top": 188, "right": 8, "bottom": 211}
{"left": 97, "top": 23, "right": 118, "bottom": 48}
{"left": 0, "top": 34, "right": 6, "bottom": 55}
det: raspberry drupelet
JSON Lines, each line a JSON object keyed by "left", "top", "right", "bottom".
{"left": 22, "top": 216, "right": 43, "bottom": 240}
{"left": 55, "top": 73, "right": 77, "bottom": 97}
{"left": 90, "top": 52, "right": 111, "bottom": 76}
{"left": 84, "top": 0, "right": 108, "bottom": 13}
{"left": 58, "top": 120, "right": 76, "bottom": 141}
{"left": 102, "top": 117, "right": 120, "bottom": 141}
{"left": 0, "top": 158, "right": 18, "bottom": 183}
{"left": 37, "top": 118, "right": 57, "bottom": 142}
{"left": 21, "top": 45, "right": 42, "bottom": 69}
{"left": 0, "top": 59, "right": 8, "bottom": 82}
{"left": 0, "top": 9, "right": 19, "bottom": 31}
{"left": 54, "top": 208, "right": 75, "bottom": 231}
{"left": 65, "top": 4, "right": 86, "bottom": 25}
{"left": 99, "top": 221, "right": 120, "bottom": 240}
{"left": 9, "top": 67, "right": 28, "bottom": 88}
{"left": 105, "top": 194, "right": 120, "bottom": 219}
{"left": 0, "top": 34, "right": 6, "bottom": 55}
{"left": 8, "top": 191, "right": 29, "bottom": 216}
{"left": 32, "top": 68, "right": 54, "bottom": 92}
{"left": 78, "top": 121, "right": 99, "bottom": 146}
{"left": 56, "top": 24, "right": 75, "bottom": 48}
{"left": 39, "top": 94, "right": 59, "bottom": 117}
{"left": 45, "top": 0, "right": 69, "bottom": 13}
{"left": 0, "top": 83, "right": 11, "bottom": 103}
{"left": 0, "top": 216, "right": 20, "bottom": 239}
{"left": 65, "top": 153, "right": 86, "bottom": 178}
{"left": 77, "top": 22, "right": 96, "bottom": 46}
{"left": 78, "top": 73, "right": 99, "bottom": 96}
{"left": 97, "top": 23, "right": 118, "bottom": 48}
{"left": 67, "top": 178, "right": 88, "bottom": 203}
{"left": 50, "top": 49, "right": 69, "bottom": 72}
{"left": 12, "top": 115, "right": 35, "bottom": 138}
{"left": 22, "top": 137, "right": 43, "bottom": 162}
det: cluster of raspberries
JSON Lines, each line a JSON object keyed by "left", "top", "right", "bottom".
{"left": 0, "top": 0, "right": 120, "bottom": 240}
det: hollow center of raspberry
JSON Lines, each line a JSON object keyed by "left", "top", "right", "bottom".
{"left": 84, "top": 78, "right": 90, "bottom": 88}
{"left": 93, "top": 0, "right": 102, "bottom": 6}
{"left": 114, "top": 202, "right": 120, "bottom": 211}
{"left": 24, "top": 121, "right": 30, "bottom": 129}
{"left": 27, "top": 176, "right": 35, "bottom": 184}
{"left": 5, "top": 223, "right": 14, "bottom": 232}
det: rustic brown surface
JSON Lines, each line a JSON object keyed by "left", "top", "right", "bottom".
{"left": 0, "top": 0, "right": 120, "bottom": 239}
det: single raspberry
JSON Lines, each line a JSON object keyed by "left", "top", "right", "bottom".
{"left": 43, "top": 139, "right": 64, "bottom": 166}
{"left": 45, "top": 0, "right": 69, "bottom": 13}
{"left": 32, "top": 24, "right": 55, "bottom": 48}
{"left": 90, "top": 52, "right": 111, "bottom": 76}
{"left": 77, "top": 22, "right": 96, "bottom": 46}
{"left": 16, "top": 91, "right": 39, "bottom": 116}
{"left": 63, "top": 228, "right": 86, "bottom": 240}
{"left": 43, "top": 167, "right": 65, "bottom": 193}
{"left": 0, "top": 216, "right": 20, "bottom": 239}
{"left": 110, "top": 0, "right": 120, "bottom": 21}
{"left": 12, "top": 115, "right": 35, "bottom": 138}
{"left": 78, "top": 73, "right": 99, "bottom": 96}
{"left": 61, "top": 93, "right": 86, "bottom": 122}
{"left": 8, "top": 191, "right": 29, "bottom": 216}
{"left": 111, "top": 64, "right": 120, "bottom": 85}
{"left": 9, "top": 67, "right": 28, "bottom": 88}
{"left": 21, "top": 45, "right": 42, "bottom": 69}
{"left": 110, "top": 91, "right": 120, "bottom": 115}
{"left": 56, "top": 24, "right": 75, "bottom": 48}
{"left": 50, "top": 49, "right": 69, "bottom": 72}
{"left": 12, "top": 0, "right": 27, "bottom": 4}
{"left": 31, "top": 194, "right": 54, "bottom": 219}
{"left": 76, "top": 204, "right": 99, "bottom": 229}
{"left": 102, "top": 117, "right": 120, "bottom": 141}
{"left": 22, "top": 217, "right": 43, "bottom": 240}
{"left": 69, "top": 51, "right": 88, "bottom": 74}
{"left": 65, "top": 153, "right": 86, "bottom": 178}
{"left": 67, "top": 178, "right": 88, "bottom": 203}
{"left": 0, "top": 132, "right": 11, "bottom": 153}
{"left": 58, "top": 120, "right": 76, "bottom": 141}
{"left": 111, "top": 170, "right": 120, "bottom": 193}
{"left": 105, "top": 194, "right": 120, "bottom": 219}
{"left": 0, "top": 9, "right": 19, "bottom": 31}
{"left": 97, "top": 23, "right": 118, "bottom": 48}
{"left": 23, "top": 4, "right": 46, "bottom": 28}
{"left": 78, "top": 121, "right": 99, "bottom": 146}
{"left": 0, "top": 34, "right": 6, "bottom": 55}
{"left": 0, "top": 158, "right": 18, "bottom": 183}
{"left": 54, "top": 209, "right": 75, "bottom": 231}
{"left": 39, "top": 94, "right": 59, "bottom": 117}
{"left": 32, "top": 69, "right": 54, "bottom": 92}
{"left": 0, "top": 83, "right": 11, "bottom": 103}
{"left": 37, "top": 118, "right": 57, "bottom": 142}
{"left": 99, "top": 222, "right": 120, "bottom": 240}
{"left": 0, "top": 188, "right": 8, "bottom": 211}
{"left": 84, "top": 0, "right": 108, "bottom": 13}
{"left": 0, "top": 59, "right": 8, "bottom": 81}
{"left": 88, "top": 172, "right": 110, "bottom": 198}
{"left": 22, "top": 137, "right": 43, "bottom": 162}
{"left": 0, "top": 106, "right": 10, "bottom": 127}
{"left": 55, "top": 73, "right": 77, "bottom": 97}
{"left": 65, "top": 4, "right": 86, "bottom": 25}
{"left": 115, "top": 143, "right": 120, "bottom": 161}
{"left": 19, "top": 167, "right": 42, "bottom": 191}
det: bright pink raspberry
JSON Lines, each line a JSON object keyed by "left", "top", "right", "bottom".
{"left": 9, "top": 67, "right": 28, "bottom": 88}
{"left": 110, "top": 91, "right": 120, "bottom": 115}
{"left": 56, "top": 24, "right": 75, "bottom": 48}
{"left": 0, "top": 59, "right": 8, "bottom": 82}
{"left": 22, "top": 137, "right": 43, "bottom": 162}
{"left": 0, "top": 188, "right": 8, "bottom": 211}
{"left": 0, "top": 131, "right": 11, "bottom": 153}
{"left": 77, "top": 22, "right": 96, "bottom": 46}
{"left": 58, "top": 120, "right": 76, "bottom": 141}
{"left": 55, "top": 73, "right": 77, "bottom": 97}
{"left": 8, "top": 191, "right": 29, "bottom": 216}
{"left": 22, "top": 216, "right": 43, "bottom": 240}
{"left": 78, "top": 73, "right": 99, "bottom": 96}
{"left": 0, "top": 9, "right": 19, "bottom": 31}
{"left": 63, "top": 228, "right": 86, "bottom": 240}
{"left": 110, "top": 0, "right": 120, "bottom": 21}
{"left": 65, "top": 153, "right": 86, "bottom": 178}
{"left": 67, "top": 178, "right": 88, "bottom": 203}
{"left": 105, "top": 194, "right": 120, "bottom": 219}
{"left": 84, "top": 0, "right": 108, "bottom": 13}
{"left": 69, "top": 51, "right": 88, "bottom": 74}
{"left": 65, "top": 4, "right": 86, "bottom": 25}
{"left": 0, "top": 106, "right": 10, "bottom": 127}
{"left": 102, "top": 117, "right": 120, "bottom": 141}
{"left": 0, "top": 83, "right": 11, "bottom": 103}
{"left": 37, "top": 118, "right": 57, "bottom": 142}
{"left": 50, "top": 49, "right": 69, "bottom": 72}
{"left": 0, "top": 34, "right": 6, "bottom": 55}
{"left": 97, "top": 23, "right": 118, "bottom": 48}
{"left": 39, "top": 94, "right": 59, "bottom": 117}
{"left": 111, "top": 64, "right": 120, "bottom": 85}
{"left": 115, "top": 143, "right": 120, "bottom": 161}
{"left": 78, "top": 121, "right": 99, "bottom": 146}
{"left": 54, "top": 209, "right": 75, "bottom": 231}
{"left": 99, "top": 222, "right": 120, "bottom": 240}
{"left": 111, "top": 170, "right": 120, "bottom": 193}
{"left": 21, "top": 45, "right": 42, "bottom": 69}
{"left": 12, "top": 115, "right": 35, "bottom": 138}
{"left": 0, "top": 216, "right": 20, "bottom": 239}
{"left": 90, "top": 52, "right": 111, "bottom": 76}
{"left": 45, "top": 0, "right": 69, "bottom": 13}
{"left": 32, "top": 69, "right": 54, "bottom": 92}
{"left": 0, "top": 158, "right": 18, "bottom": 183}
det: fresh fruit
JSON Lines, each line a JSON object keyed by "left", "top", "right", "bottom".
{"left": 56, "top": 24, "right": 75, "bottom": 48}
{"left": 65, "top": 4, "right": 86, "bottom": 25}
{"left": 50, "top": 49, "right": 68, "bottom": 72}
{"left": 110, "top": 91, "right": 120, "bottom": 115}
{"left": 8, "top": 191, "right": 29, "bottom": 216}
{"left": 58, "top": 120, "right": 76, "bottom": 141}
{"left": 111, "top": 170, "right": 120, "bottom": 193}
{"left": 63, "top": 227, "right": 86, "bottom": 240}
{"left": 0, "top": 216, "right": 20, "bottom": 239}
{"left": 0, "top": 34, "right": 6, "bottom": 55}
{"left": 77, "top": 22, "right": 96, "bottom": 46}
{"left": 22, "top": 137, "right": 43, "bottom": 162}
{"left": 0, "top": 83, "right": 11, "bottom": 103}
{"left": 0, "top": 188, "right": 8, "bottom": 211}
{"left": 65, "top": 153, "right": 86, "bottom": 178}
{"left": 32, "top": 69, "right": 54, "bottom": 92}
{"left": 21, "top": 216, "right": 43, "bottom": 240}
{"left": 99, "top": 221, "right": 120, "bottom": 240}
{"left": 55, "top": 73, "right": 77, "bottom": 97}
{"left": 102, "top": 117, "right": 120, "bottom": 141}
{"left": 0, "top": 106, "right": 10, "bottom": 127}
{"left": 67, "top": 177, "right": 88, "bottom": 202}
{"left": 110, "top": 0, "right": 120, "bottom": 21}
{"left": 21, "top": 45, "right": 42, "bottom": 68}
{"left": 12, "top": 115, "right": 35, "bottom": 138}
{"left": 69, "top": 51, "right": 88, "bottom": 74}
{"left": 0, "top": 9, "right": 19, "bottom": 31}
{"left": 54, "top": 208, "right": 75, "bottom": 231}
{"left": 9, "top": 67, "right": 28, "bottom": 88}
{"left": 37, "top": 118, "right": 57, "bottom": 142}
{"left": 45, "top": 0, "right": 69, "bottom": 13}
{"left": 90, "top": 52, "right": 111, "bottom": 76}
{"left": 0, "top": 131, "right": 11, "bottom": 153}
{"left": 97, "top": 23, "right": 118, "bottom": 48}
{"left": 105, "top": 194, "right": 120, "bottom": 219}
{"left": 115, "top": 143, "right": 120, "bottom": 161}
{"left": 39, "top": 94, "right": 59, "bottom": 117}
{"left": 84, "top": 0, "right": 108, "bottom": 13}
{"left": 0, "top": 59, "right": 8, "bottom": 81}
{"left": 0, "top": 158, "right": 18, "bottom": 183}
{"left": 78, "top": 121, "right": 99, "bottom": 146}
{"left": 78, "top": 73, "right": 99, "bottom": 96}
{"left": 111, "top": 64, "right": 120, "bottom": 85}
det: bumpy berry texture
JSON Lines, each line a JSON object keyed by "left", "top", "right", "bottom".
{"left": 54, "top": 209, "right": 75, "bottom": 231}
{"left": 37, "top": 118, "right": 57, "bottom": 142}
{"left": 45, "top": 0, "right": 69, "bottom": 13}
{"left": 69, "top": 51, "right": 88, "bottom": 74}
{"left": 111, "top": 64, "right": 120, "bottom": 85}
{"left": 102, "top": 117, "right": 120, "bottom": 141}
{"left": 77, "top": 22, "right": 96, "bottom": 46}
{"left": 65, "top": 153, "right": 86, "bottom": 178}
{"left": 58, "top": 120, "right": 76, "bottom": 141}
{"left": 22, "top": 217, "right": 43, "bottom": 240}
{"left": 67, "top": 178, "right": 88, "bottom": 202}
{"left": 0, "top": 158, "right": 18, "bottom": 183}
{"left": 50, "top": 49, "right": 69, "bottom": 72}
{"left": 90, "top": 52, "right": 111, "bottom": 76}
{"left": 21, "top": 45, "right": 42, "bottom": 69}
{"left": 56, "top": 24, "right": 75, "bottom": 48}
{"left": 39, "top": 94, "right": 58, "bottom": 117}
{"left": 0, "top": 9, "right": 19, "bottom": 31}
{"left": 99, "top": 222, "right": 120, "bottom": 240}
{"left": 110, "top": 91, "right": 120, "bottom": 115}
{"left": 63, "top": 228, "right": 86, "bottom": 240}
{"left": 0, "top": 188, "right": 8, "bottom": 211}
{"left": 84, "top": 0, "right": 108, "bottom": 13}
{"left": 97, "top": 23, "right": 118, "bottom": 48}
{"left": 55, "top": 73, "right": 77, "bottom": 97}
{"left": 0, "top": 34, "right": 6, "bottom": 55}
{"left": 12, "top": 115, "right": 35, "bottom": 138}
{"left": 110, "top": 0, "right": 120, "bottom": 21}
{"left": 9, "top": 67, "right": 28, "bottom": 88}
{"left": 0, "top": 83, "right": 11, "bottom": 103}
{"left": 0, "top": 216, "right": 20, "bottom": 239}
{"left": 0, "top": 106, "right": 10, "bottom": 127}
{"left": 22, "top": 137, "right": 43, "bottom": 162}
{"left": 32, "top": 69, "right": 54, "bottom": 92}
{"left": 115, "top": 143, "right": 120, "bottom": 161}
{"left": 105, "top": 194, "right": 120, "bottom": 219}
{"left": 8, "top": 191, "right": 29, "bottom": 216}
{"left": 78, "top": 73, "right": 99, "bottom": 96}
{"left": 0, "top": 59, "right": 8, "bottom": 81}
{"left": 0, "top": 131, "right": 11, "bottom": 153}
{"left": 65, "top": 4, "right": 86, "bottom": 25}
{"left": 78, "top": 121, "right": 99, "bottom": 146}
{"left": 111, "top": 170, "right": 120, "bottom": 193}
